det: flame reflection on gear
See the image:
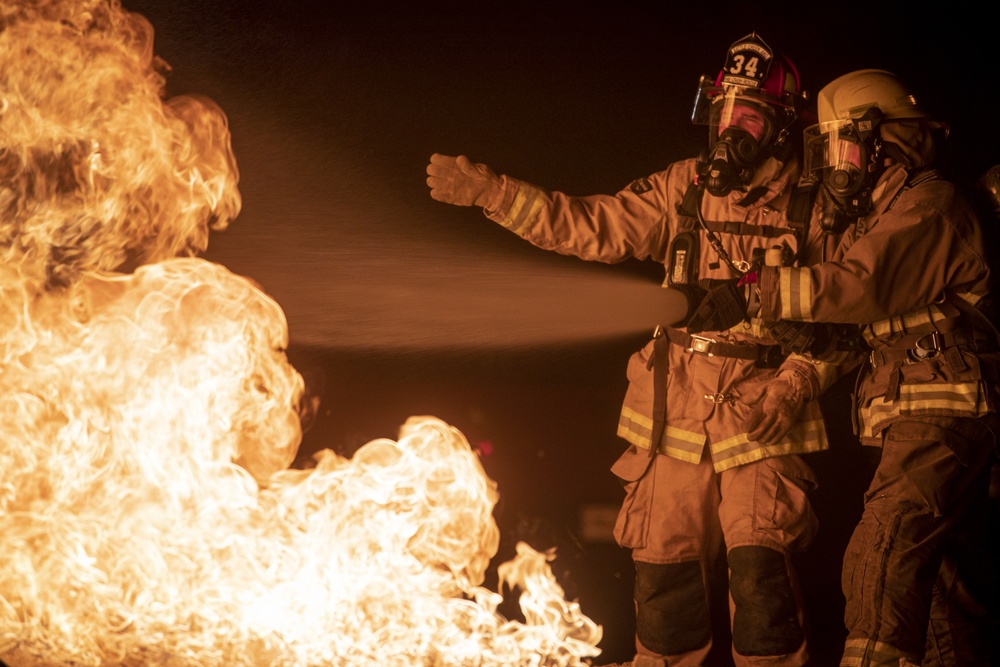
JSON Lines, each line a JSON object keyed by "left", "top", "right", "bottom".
{"left": 0, "top": 1, "right": 602, "bottom": 665}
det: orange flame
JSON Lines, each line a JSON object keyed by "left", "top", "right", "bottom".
{"left": 0, "top": 0, "right": 240, "bottom": 290}
{"left": 0, "top": 2, "right": 603, "bottom": 665}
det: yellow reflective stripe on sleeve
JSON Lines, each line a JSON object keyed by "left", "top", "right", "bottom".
{"left": 841, "top": 638, "right": 910, "bottom": 666}
{"left": 787, "top": 353, "right": 841, "bottom": 392}
{"left": 498, "top": 184, "right": 546, "bottom": 235}
{"left": 779, "top": 266, "right": 813, "bottom": 321}
{"left": 860, "top": 381, "right": 987, "bottom": 435}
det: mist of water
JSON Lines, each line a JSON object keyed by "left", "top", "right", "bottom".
{"left": 271, "top": 245, "right": 685, "bottom": 351}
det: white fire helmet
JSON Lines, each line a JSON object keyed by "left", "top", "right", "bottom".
{"left": 803, "top": 69, "right": 941, "bottom": 198}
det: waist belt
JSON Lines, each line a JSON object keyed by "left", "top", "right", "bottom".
{"left": 869, "top": 329, "right": 998, "bottom": 367}
{"left": 665, "top": 327, "right": 786, "bottom": 367}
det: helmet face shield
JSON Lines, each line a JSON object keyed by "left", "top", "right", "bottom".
{"left": 692, "top": 81, "right": 790, "bottom": 132}
{"left": 693, "top": 87, "right": 781, "bottom": 148}
{"left": 710, "top": 93, "right": 776, "bottom": 143}
{"left": 693, "top": 90, "right": 784, "bottom": 195}
{"left": 804, "top": 121, "right": 870, "bottom": 197}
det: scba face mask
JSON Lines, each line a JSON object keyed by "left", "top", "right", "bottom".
{"left": 803, "top": 106, "right": 882, "bottom": 224}
{"left": 702, "top": 94, "right": 780, "bottom": 196}
{"left": 804, "top": 122, "right": 870, "bottom": 197}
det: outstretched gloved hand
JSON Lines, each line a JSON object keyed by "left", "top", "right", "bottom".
{"left": 733, "top": 366, "right": 816, "bottom": 445}
{"left": 426, "top": 153, "right": 504, "bottom": 211}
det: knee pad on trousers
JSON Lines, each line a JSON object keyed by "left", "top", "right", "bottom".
{"left": 634, "top": 560, "right": 711, "bottom": 655}
{"left": 728, "top": 545, "right": 804, "bottom": 656}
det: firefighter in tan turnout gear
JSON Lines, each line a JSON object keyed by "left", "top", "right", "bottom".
{"left": 688, "top": 69, "right": 1000, "bottom": 666}
{"left": 427, "top": 34, "right": 844, "bottom": 667}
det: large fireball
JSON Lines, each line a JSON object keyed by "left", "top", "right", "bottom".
{"left": 0, "top": 1, "right": 601, "bottom": 665}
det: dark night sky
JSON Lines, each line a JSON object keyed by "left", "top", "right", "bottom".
{"left": 123, "top": 0, "right": 997, "bottom": 352}
{"left": 118, "top": 0, "right": 998, "bottom": 444}
{"left": 111, "top": 3, "right": 997, "bottom": 663}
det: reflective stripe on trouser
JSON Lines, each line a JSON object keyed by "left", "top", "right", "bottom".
{"left": 840, "top": 417, "right": 997, "bottom": 667}
{"left": 611, "top": 446, "right": 817, "bottom": 666}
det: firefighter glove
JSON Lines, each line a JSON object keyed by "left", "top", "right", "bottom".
{"left": 426, "top": 153, "right": 504, "bottom": 211}
{"left": 767, "top": 320, "right": 820, "bottom": 355}
{"left": 734, "top": 367, "right": 814, "bottom": 445}
{"left": 768, "top": 321, "right": 863, "bottom": 359}
{"left": 685, "top": 278, "right": 749, "bottom": 333}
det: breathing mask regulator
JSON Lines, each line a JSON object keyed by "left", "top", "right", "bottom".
{"left": 700, "top": 120, "right": 772, "bottom": 196}
{"left": 691, "top": 33, "right": 803, "bottom": 197}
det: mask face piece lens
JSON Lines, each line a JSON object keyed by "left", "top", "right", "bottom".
{"left": 709, "top": 94, "right": 775, "bottom": 146}
{"left": 803, "top": 122, "right": 868, "bottom": 198}
{"left": 827, "top": 139, "right": 862, "bottom": 192}
{"left": 824, "top": 128, "right": 866, "bottom": 197}
{"left": 831, "top": 136, "right": 862, "bottom": 170}
{"left": 700, "top": 93, "right": 778, "bottom": 196}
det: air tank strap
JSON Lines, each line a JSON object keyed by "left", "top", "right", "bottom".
{"left": 676, "top": 179, "right": 818, "bottom": 269}
{"left": 683, "top": 218, "right": 789, "bottom": 238}
{"left": 646, "top": 326, "right": 670, "bottom": 458}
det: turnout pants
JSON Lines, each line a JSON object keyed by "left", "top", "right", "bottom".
{"left": 841, "top": 416, "right": 998, "bottom": 667}
{"left": 612, "top": 446, "right": 818, "bottom": 667}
